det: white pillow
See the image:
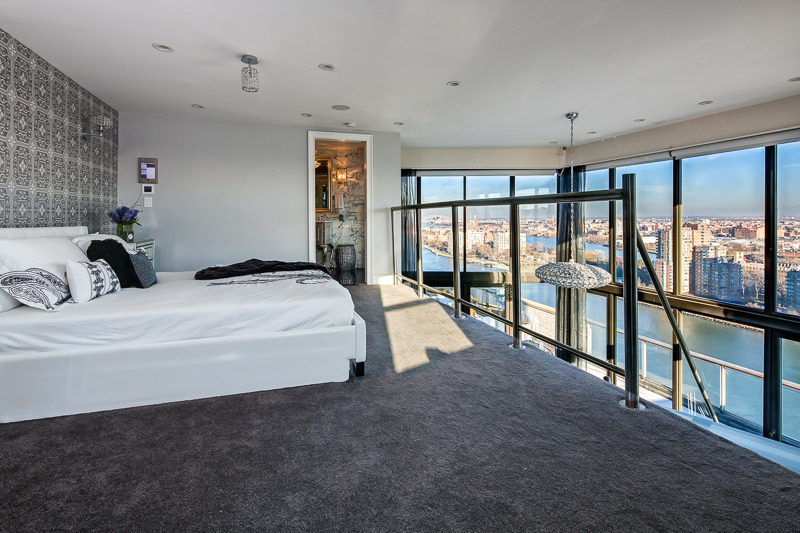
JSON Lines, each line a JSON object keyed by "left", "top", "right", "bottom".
{"left": 0, "top": 289, "right": 19, "bottom": 312}
{"left": 0, "top": 268, "right": 71, "bottom": 311}
{"left": 0, "top": 237, "right": 89, "bottom": 284}
{"left": 72, "top": 234, "right": 136, "bottom": 254}
{"left": 66, "top": 259, "right": 121, "bottom": 303}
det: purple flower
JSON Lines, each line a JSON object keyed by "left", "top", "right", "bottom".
{"left": 107, "top": 205, "right": 140, "bottom": 225}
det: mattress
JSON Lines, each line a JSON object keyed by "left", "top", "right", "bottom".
{"left": 0, "top": 270, "right": 355, "bottom": 356}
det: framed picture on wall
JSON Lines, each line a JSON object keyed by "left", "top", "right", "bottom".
{"left": 138, "top": 157, "right": 158, "bottom": 184}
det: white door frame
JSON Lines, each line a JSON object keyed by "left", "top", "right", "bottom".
{"left": 308, "top": 131, "right": 374, "bottom": 284}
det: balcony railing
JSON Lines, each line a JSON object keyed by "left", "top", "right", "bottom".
{"left": 391, "top": 175, "right": 800, "bottom": 445}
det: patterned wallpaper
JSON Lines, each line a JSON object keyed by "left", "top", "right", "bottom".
{"left": 0, "top": 27, "right": 118, "bottom": 232}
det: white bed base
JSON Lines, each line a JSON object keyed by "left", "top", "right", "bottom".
{"left": 0, "top": 226, "right": 367, "bottom": 423}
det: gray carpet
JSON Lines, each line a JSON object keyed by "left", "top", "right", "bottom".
{"left": 1, "top": 284, "right": 799, "bottom": 532}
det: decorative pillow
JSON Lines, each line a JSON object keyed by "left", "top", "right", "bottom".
{"left": 131, "top": 251, "right": 158, "bottom": 288}
{"left": 0, "top": 236, "right": 89, "bottom": 313}
{"left": 72, "top": 234, "right": 136, "bottom": 255}
{"left": 0, "top": 268, "right": 71, "bottom": 311}
{"left": 86, "top": 239, "right": 140, "bottom": 288}
{"left": 65, "top": 259, "right": 121, "bottom": 303}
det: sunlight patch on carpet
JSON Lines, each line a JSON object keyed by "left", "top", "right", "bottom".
{"left": 379, "top": 286, "right": 473, "bottom": 373}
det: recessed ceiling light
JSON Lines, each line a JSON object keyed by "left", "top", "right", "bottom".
{"left": 331, "top": 104, "right": 350, "bottom": 111}
{"left": 190, "top": 104, "right": 205, "bottom": 109}
{"left": 697, "top": 100, "right": 714, "bottom": 105}
{"left": 446, "top": 81, "right": 461, "bottom": 87}
{"left": 587, "top": 131, "right": 597, "bottom": 134}
{"left": 151, "top": 43, "right": 173, "bottom": 52}
{"left": 633, "top": 118, "right": 646, "bottom": 122}
{"left": 301, "top": 113, "right": 312, "bottom": 117}
{"left": 318, "top": 63, "right": 335, "bottom": 71}
{"left": 788, "top": 76, "right": 800, "bottom": 82}
{"left": 344, "top": 122, "right": 356, "bottom": 128}
{"left": 393, "top": 121, "right": 404, "bottom": 126}
{"left": 549, "top": 141, "right": 559, "bottom": 144}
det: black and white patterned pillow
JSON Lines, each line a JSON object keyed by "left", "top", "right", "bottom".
{"left": 65, "top": 259, "right": 121, "bottom": 303}
{"left": 0, "top": 268, "right": 71, "bottom": 311}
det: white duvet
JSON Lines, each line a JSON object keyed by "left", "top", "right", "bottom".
{"left": 0, "top": 270, "right": 355, "bottom": 356}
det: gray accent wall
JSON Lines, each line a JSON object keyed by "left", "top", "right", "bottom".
{"left": 118, "top": 111, "right": 401, "bottom": 280}
{"left": 0, "top": 27, "right": 118, "bottom": 231}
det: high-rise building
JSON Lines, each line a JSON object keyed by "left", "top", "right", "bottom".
{"left": 690, "top": 246, "right": 711, "bottom": 295}
{"left": 656, "top": 229, "right": 671, "bottom": 260}
{"left": 708, "top": 260, "right": 743, "bottom": 302}
{"left": 654, "top": 259, "right": 672, "bottom": 290}
{"left": 787, "top": 270, "right": 800, "bottom": 310}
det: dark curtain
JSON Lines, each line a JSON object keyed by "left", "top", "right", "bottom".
{"left": 556, "top": 165, "right": 587, "bottom": 364}
{"left": 400, "top": 169, "right": 418, "bottom": 280}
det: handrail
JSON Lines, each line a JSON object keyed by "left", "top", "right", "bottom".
{"left": 390, "top": 188, "right": 624, "bottom": 212}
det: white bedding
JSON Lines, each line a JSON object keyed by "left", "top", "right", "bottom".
{"left": 1, "top": 270, "right": 355, "bottom": 357}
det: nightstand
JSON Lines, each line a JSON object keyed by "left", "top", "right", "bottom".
{"left": 134, "top": 239, "right": 156, "bottom": 269}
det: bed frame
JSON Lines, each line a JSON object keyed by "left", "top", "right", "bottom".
{"left": 0, "top": 226, "right": 366, "bottom": 423}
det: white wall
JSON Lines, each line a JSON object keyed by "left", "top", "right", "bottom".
{"left": 118, "top": 112, "right": 400, "bottom": 281}
{"left": 401, "top": 146, "right": 564, "bottom": 170}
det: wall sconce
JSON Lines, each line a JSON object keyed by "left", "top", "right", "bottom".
{"left": 81, "top": 114, "right": 113, "bottom": 139}
{"left": 334, "top": 167, "right": 347, "bottom": 183}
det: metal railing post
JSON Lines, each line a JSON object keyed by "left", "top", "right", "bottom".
{"left": 391, "top": 209, "right": 397, "bottom": 285}
{"left": 641, "top": 340, "right": 647, "bottom": 379}
{"left": 672, "top": 310, "right": 683, "bottom": 411}
{"left": 622, "top": 173, "right": 640, "bottom": 409}
{"left": 415, "top": 206, "right": 423, "bottom": 297}
{"left": 719, "top": 367, "right": 727, "bottom": 410}
{"left": 451, "top": 205, "right": 462, "bottom": 318}
{"left": 510, "top": 203, "right": 522, "bottom": 348}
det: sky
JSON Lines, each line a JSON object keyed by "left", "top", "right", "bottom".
{"left": 419, "top": 141, "right": 800, "bottom": 220}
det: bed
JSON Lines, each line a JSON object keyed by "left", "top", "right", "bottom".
{"left": 0, "top": 226, "right": 366, "bottom": 423}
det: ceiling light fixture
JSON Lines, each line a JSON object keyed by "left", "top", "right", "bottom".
{"left": 331, "top": 104, "right": 350, "bottom": 111}
{"left": 634, "top": 118, "right": 646, "bottom": 122}
{"left": 240, "top": 55, "right": 259, "bottom": 93}
{"left": 549, "top": 141, "right": 559, "bottom": 144}
{"left": 697, "top": 100, "right": 713, "bottom": 105}
{"left": 318, "top": 63, "right": 335, "bottom": 71}
{"left": 534, "top": 110, "right": 612, "bottom": 290}
{"left": 191, "top": 104, "right": 205, "bottom": 109}
{"left": 151, "top": 43, "right": 173, "bottom": 52}
{"left": 301, "top": 113, "right": 313, "bottom": 117}
{"left": 446, "top": 81, "right": 461, "bottom": 87}
{"left": 587, "top": 131, "right": 597, "bottom": 134}
{"left": 393, "top": 121, "right": 404, "bottom": 126}
{"left": 343, "top": 122, "right": 356, "bottom": 128}
{"left": 788, "top": 76, "right": 800, "bottom": 82}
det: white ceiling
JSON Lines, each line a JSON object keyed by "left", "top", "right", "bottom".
{"left": 2, "top": 0, "right": 799, "bottom": 148}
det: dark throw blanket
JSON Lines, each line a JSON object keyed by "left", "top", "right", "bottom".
{"left": 194, "top": 259, "right": 330, "bottom": 280}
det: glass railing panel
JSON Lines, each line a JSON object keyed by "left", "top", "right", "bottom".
{"left": 519, "top": 202, "right": 556, "bottom": 347}
{"left": 464, "top": 205, "right": 510, "bottom": 322}
{"left": 781, "top": 338, "right": 800, "bottom": 442}
{"left": 682, "top": 311, "right": 763, "bottom": 427}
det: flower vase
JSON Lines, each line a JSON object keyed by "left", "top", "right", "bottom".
{"left": 117, "top": 223, "right": 135, "bottom": 243}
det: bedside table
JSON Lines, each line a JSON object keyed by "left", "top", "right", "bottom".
{"left": 134, "top": 239, "right": 156, "bottom": 269}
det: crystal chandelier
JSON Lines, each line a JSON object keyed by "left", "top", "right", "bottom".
{"left": 240, "top": 55, "right": 259, "bottom": 93}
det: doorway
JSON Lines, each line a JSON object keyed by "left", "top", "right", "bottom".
{"left": 307, "top": 131, "right": 373, "bottom": 283}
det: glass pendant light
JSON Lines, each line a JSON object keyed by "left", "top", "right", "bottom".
{"left": 241, "top": 55, "right": 259, "bottom": 93}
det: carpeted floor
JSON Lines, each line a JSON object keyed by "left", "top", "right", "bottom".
{"left": 1, "top": 284, "right": 799, "bottom": 532}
